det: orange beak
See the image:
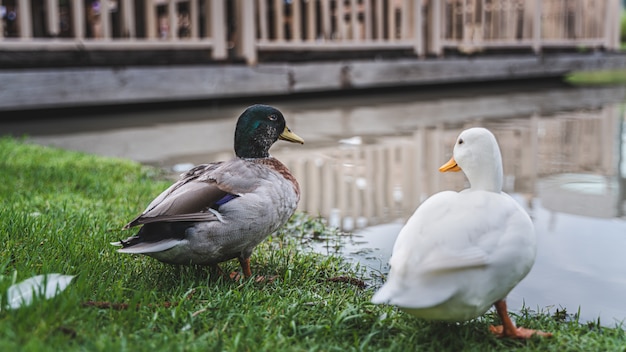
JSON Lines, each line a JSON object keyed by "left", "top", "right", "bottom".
{"left": 439, "top": 157, "right": 462, "bottom": 172}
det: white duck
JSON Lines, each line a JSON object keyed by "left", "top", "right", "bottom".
{"left": 371, "top": 127, "right": 551, "bottom": 339}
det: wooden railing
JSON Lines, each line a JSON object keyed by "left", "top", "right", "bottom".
{"left": 436, "top": 0, "right": 621, "bottom": 55}
{"left": 0, "top": 0, "right": 621, "bottom": 65}
{"left": 0, "top": 0, "right": 227, "bottom": 58}
{"left": 241, "top": 0, "right": 621, "bottom": 64}
{"left": 239, "top": 0, "right": 424, "bottom": 64}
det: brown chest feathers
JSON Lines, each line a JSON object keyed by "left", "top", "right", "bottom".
{"left": 255, "top": 157, "right": 300, "bottom": 198}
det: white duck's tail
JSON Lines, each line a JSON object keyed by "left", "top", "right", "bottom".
{"left": 371, "top": 282, "right": 396, "bottom": 304}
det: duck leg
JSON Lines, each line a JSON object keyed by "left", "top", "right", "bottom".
{"left": 233, "top": 256, "right": 277, "bottom": 283}
{"left": 238, "top": 256, "right": 253, "bottom": 278}
{"left": 489, "top": 300, "right": 552, "bottom": 339}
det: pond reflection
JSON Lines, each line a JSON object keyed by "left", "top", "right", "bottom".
{"left": 5, "top": 82, "right": 626, "bottom": 326}
{"left": 281, "top": 105, "right": 624, "bottom": 229}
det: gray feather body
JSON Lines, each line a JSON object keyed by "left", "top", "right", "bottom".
{"left": 116, "top": 157, "right": 299, "bottom": 266}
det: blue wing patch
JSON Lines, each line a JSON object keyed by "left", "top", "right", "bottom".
{"left": 215, "top": 193, "right": 238, "bottom": 207}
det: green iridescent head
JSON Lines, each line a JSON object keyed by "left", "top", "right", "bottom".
{"left": 234, "top": 104, "right": 304, "bottom": 158}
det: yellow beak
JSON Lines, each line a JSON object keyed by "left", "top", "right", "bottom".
{"left": 439, "top": 157, "right": 462, "bottom": 172}
{"left": 279, "top": 126, "right": 304, "bottom": 144}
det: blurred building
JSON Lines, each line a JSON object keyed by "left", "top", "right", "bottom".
{"left": 0, "top": 0, "right": 621, "bottom": 66}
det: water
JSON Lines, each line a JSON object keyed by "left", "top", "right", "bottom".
{"left": 4, "top": 81, "right": 626, "bottom": 326}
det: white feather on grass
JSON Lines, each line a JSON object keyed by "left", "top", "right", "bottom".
{"left": 5, "top": 274, "right": 75, "bottom": 310}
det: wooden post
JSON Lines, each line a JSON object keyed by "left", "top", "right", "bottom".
{"left": 401, "top": 0, "right": 410, "bottom": 39}
{"left": 292, "top": 0, "right": 301, "bottom": 41}
{"left": 613, "top": 0, "right": 622, "bottom": 50}
{"left": 234, "top": 0, "right": 243, "bottom": 54}
{"left": 0, "top": 0, "right": 4, "bottom": 39}
{"left": 121, "top": 0, "right": 135, "bottom": 38}
{"left": 274, "top": 0, "right": 284, "bottom": 41}
{"left": 190, "top": 0, "right": 199, "bottom": 39}
{"left": 480, "top": 0, "right": 485, "bottom": 41}
{"left": 46, "top": 0, "right": 60, "bottom": 37}
{"left": 242, "top": 0, "right": 257, "bottom": 64}
{"left": 306, "top": 0, "right": 315, "bottom": 40}
{"left": 18, "top": 0, "right": 33, "bottom": 39}
{"left": 387, "top": 0, "right": 395, "bottom": 40}
{"left": 100, "top": 0, "right": 111, "bottom": 39}
{"left": 533, "top": 0, "right": 541, "bottom": 53}
{"left": 321, "top": 0, "right": 334, "bottom": 40}
{"left": 211, "top": 0, "right": 227, "bottom": 58}
{"left": 146, "top": 0, "right": 155, "bottom": 39}
{"left": 71, "top": 0, "right": 85, "bottom": 39}
{"left": 350, "top": 0, "right": 358, "bottom": 40}
{"left": 461, "top": 0, "right": 467, "bottom": 46}
{"left": 259, "top": 0, "right": 268, "bottom": 40}
{"left": 604, "top": 0, "right": 616, "bottom": 49}
{"left": 337, "top": 0, "right": 345, "bottom": 40}
{"left": 414, "top": 0, "right": 423, "bottom": 56}
{"left": 363, "top": 0, "right": 372, "bottom": 40}
{"left": 430, "top": 0, "right": 441, "bottom": 55}
{"left": 375, "top": 0, "right": 383, "bottom": 39}
{"left": 574, "top": 0, "right": 582, "bottom": 40}
{"left": 99, "top": 0, "right": 111, "bottom": 39}
{"left": 168, "top": 0, "right": 177, "bottom": 40}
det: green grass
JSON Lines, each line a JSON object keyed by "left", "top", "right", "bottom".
{"left": 564, "top": 69, "right": 626, "bottom": 86}
{"left": 0, "top": 136, "right": 624, "bottom": 351}
{"left": 564, "top": 10, "right": 626, "bottom": 87}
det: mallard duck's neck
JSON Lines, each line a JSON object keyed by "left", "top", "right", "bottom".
{"left": 235, "top": 145, "right": 271, "bottom": 159}
{"left": 234, "top": 123, "right": 278, "bottom": 159}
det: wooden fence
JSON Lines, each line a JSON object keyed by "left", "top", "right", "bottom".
{"left": 437, "top": 0, "right": 620, "bottom": 54}
{"left": 0, "top": 0, "right": 621, "bottom": 65}
{"left": 0, "top": 0, "right": 227, "bottom": 58}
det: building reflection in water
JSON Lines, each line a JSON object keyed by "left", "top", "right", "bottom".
{"left": 276, "top": 104, "right": 622, "bottom": 230}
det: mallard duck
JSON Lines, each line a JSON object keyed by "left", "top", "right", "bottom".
{"left": 371, "top": 127, "right": 551, "bottom": 339}
{"left": 112, "top": 104, "right": 304, "bottom": 278}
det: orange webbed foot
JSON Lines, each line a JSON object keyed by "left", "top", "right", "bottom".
{"left": 489, "top": 325, "right": 553, "bottom": 339}
{"left": 228, "top": 272, "right": 277, "bottom": 283}
{"left": 490, "top": 300, "right": 553, "bottom": 339}
{"left": 229, "top": 271, "right": 244, "bottom": 281}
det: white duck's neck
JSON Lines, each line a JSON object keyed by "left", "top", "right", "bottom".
{"left": 467, "top": 164, "right": 503, "bottom": 192}
{"left": 464, "top": 144, "right": 503, "bottom": 193}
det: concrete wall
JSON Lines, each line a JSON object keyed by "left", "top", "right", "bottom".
{"left": 2, "top": 52, "right": 626, "bottom": 111}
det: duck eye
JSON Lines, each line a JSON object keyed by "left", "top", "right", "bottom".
{"left": 458, "top": 138, "right": 464, "bottom": 145}
{"left": 268, "top": 114, "right": 277, "bottom": 121}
